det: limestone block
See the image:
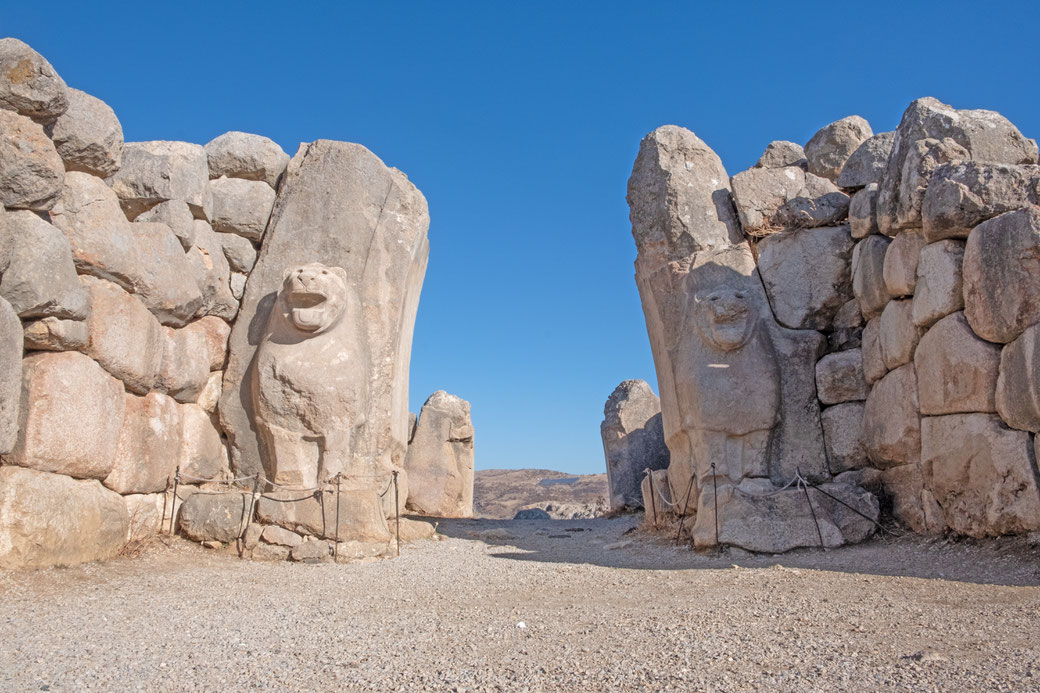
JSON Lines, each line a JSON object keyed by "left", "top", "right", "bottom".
{"left": 816, "top": 350, "right": 868, "bottom": 404}
{"left": 863, "top": 364, "right": 920, "bottom": 469}
{"left": 836, "top": 131, "right": 894, "bottom": 189}
{"left": 922, "top": 161, "right": 1040, "bottom": 242}
{"left": 880, "top": 463, "right": 946, "bottom": 535}
{"left": 104, "top": 392, "right": 181, "bottom": 494}
{"left": 22, "top": 317, "right": 88, "bottom": 352}
{"left": 912, "top": 240, "right": 964, "bottom": 327}
{"left": 290, "top": 539, "right": 331, "bottom": 562}
{"left": 82, "top": 276, "right": 164, "bottom": 394}
{"left": 963, "top": 207, "right": 1040, "bottom": 343}
{"left": 821, "top": 402, "right": 868, "bottom": 473}
{"left": 0, "top": 109, "right": 64, "bottom": 210}
{"left": 204, "top": 131, "right": 290, "bottom": 189}
{"left": 136, "top": 199, "right": 196, "bottom": 251}
{"left": 996, "top": 323, "right": 1040, "bottom": 432}
{"left": 0, "top": 467, "right": 128, "bottom": 569}
{"left": 599, "top": 379, "right": 669, "bottom": 510}
{"left": 178, "top": 404, "right": 227, "bottom": 482}
{"left": 848, "top": 183, "right": 879, "bottom": 238}
{"left": 730, "top": 166, "right": 849, "bottom": 236}
{"left": 157, "top": 317, "right": 229, "bottom": 403}
{"left": 6, "top": 351, "right": 125, "bottom": 479}
{"left": 48, "top": 88, "right": 123, "bottom": 177}
{"left": 196, "top": 372, "right": 222, "bottom": 413}
{"left": 0, "top": 38, "right": 68, "bottom": 121}
{"left": 878, "top": 97, "right": 1037, "bottom": 235}
{"left": 915, "top": 312, "right": 1000, "bottom": 415}
{"left": 895, "top": 138, "right": 972, "bottom": 235}
{"left": 861, "top": 316, "right": 886, "bottom": 384}
{"left": 879, "top": 299, "right": 923, "bottom": 370}
{"left": 0, "top": 210, "right": 89, "bottom": 319}
{"left": 261, "top": 525, "right": 303, "bottom": 547}
{"left": 217, "top": 231, "right": 257, "bottom": 273}
{"left": 0, "top": 297, "right": 21, "bottom": 454}
{"left": 230, "top": 272, "right": 246, "bottom": 300}
{"left": 186, "top": 220, "right": 238, "bottom": 321}
{"left": 124, "top": 493, "right": 165, "bottom": 540}
{"left": 805, "top": 115, "right": 873, "bottom": 182}
{"left": 395, "top": 517, "right": 436, "bottom": 542}
{"left": 107, "top": 140, "right": 212, "bottom": 220}
{"left": 851, "top": 235, "right": 891, "bottom": 320}
{"left": 922, "top": 414, "right": 1040, "bottom": 537}
{"left": 177, "top": 491, "right": 250, "bottom": 543}
{"left": 755, "top": 141, "right": 807, "bottom": 169}
{"left": 208, "top": 177, "right": 276, "bottom": 241}
{"left": 127, "top": 221, "right": 203, "bottom": 326}
{"left": 757, "top": 225, "right": 854, "bottom": 330}
{"left": 834, "top": 298, "right": 863, "bottom": 329}
{"left": 883, "top": 229, "right": 926, "bottom": 298}
{"left": 256, "top": 488, "right": 392, "bottom": 543}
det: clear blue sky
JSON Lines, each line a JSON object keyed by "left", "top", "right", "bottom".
{"left": 5, "top": 2, "right": 1038, "bottom": 474}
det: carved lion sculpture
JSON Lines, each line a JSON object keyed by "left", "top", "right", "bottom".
{"left": 253, "top": 262, "right": 369, "bottom": 489}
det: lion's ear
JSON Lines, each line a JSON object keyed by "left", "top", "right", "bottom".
{"left": 332, "top": 266, "right": 348, "bottom": 284}
{"left": 282, "top": 266, "right": 295, "bottom": 282}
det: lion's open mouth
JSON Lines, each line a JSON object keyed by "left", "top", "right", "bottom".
{"left": 288, "top": 290, "right": 328, "bottom": 331}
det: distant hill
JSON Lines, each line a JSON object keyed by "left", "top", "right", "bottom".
{"left": 473, "top": 469, "right": 610, "bottom": 520}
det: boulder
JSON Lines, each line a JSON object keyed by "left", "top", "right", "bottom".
{"left": 921, "top": 414, "right": 1040, "bottom": 537}
{"left": 599, "top": 379, "right": 670, "bottom": 510}
{"left": 0, "top": 297, "right": 21, "bottom": 454}
{"left": 514, "top": 508, "right": 551, "bottom": 520}
{"left": 5, "top": 351, "right": 125, "bottom": 479}
{"left": 290, "top": 539, "right": 332, "bottom": 562}
{"left": 915, "top": 312, "right": 1000, "bottom": 415}
{"left": 895, "top": 137, "right": 972, "bottom": 234}
{"left": 196, "top": 371, "right": 222, "bottom": 413}
{"left": 107, "top": 140, "right": 212, "bottom": 219}
{"left": 177, "top": 491, "right": 250, "bottom": 543}
{"left": 48, "top": 88, "right": 123, "bottom": 177}
{"left": 136, "top": 199, "right": 196, "bottom": 251}
{"left": 396, "top": 517, "right": 436, "bottom": 542}
{"left": 756, "top": 225, "right": 854, "bottom": 330}
{"left": 261, "top": 525, "right": 303, "bottom": 547}
{"left": 922, "top": 161, "right": 1040, "bottom": 242}
{"left": 217, "top": 231, "right": 257, "bottom": 273}
{"left": 996, "top": 323, "right": 1040, "bottom": 432}
{"left": 863, "top": 364, "right": 920, "bottom": 469}
{"left": 104, "top": 392, "right": 181, "bottom": 495}
{"left": 208, "top": 177, "right": 276, "bottom": 241}
{"left": 851, "top": 235, "right": 891, "bottom": 320}
{"left": 730, "top": 166, "right": 849, "bottom": 236}
{"left": 912, "top": 240, "right": 964, "bottom": 327}
{"left": 0, "top": 109, "right": 64, "bottom": 210}
{"left": 204, "top": 131, "right": 290, "bottom": 189}
{"left": 833, "top": 298, "right": 863, "bottom": 329}
{"left": 815, "top": 349, "right": 868, "bottom": 404}
{"left": 0, "top": 38, "right": 68, "bottom": 121}
{"left": 880, "top": 463, "right": 946, "bottom": 535}
{"left": 127, "top": 221, "right": 204, "bottom": 326}
{"left": 836, "top": 131, "right": 894, "bottom": 189}
{"left": 81, "top": 276, "right": 164, "bottom": 394}
{"left": 0, "top": 210, "right": 89, "bottom": 319}
{"left": 124, "top": 493, "right": 165, "bottom": 541}
{"left": 962, "top": 207, "right": 1040, "bottom": 343}
{"left": 0, "top": 467, "right": 128, "bottom": 569}
{"left": 230, "top": 273, "right": 246, "bottom": 300}
{"left": 755, "top": 141, "right": 807, "bottom": 169}
{"left": 186, "top": 220, "right": 238, "bottom": 321}
{"left": 256, "top": 487, "right": 392, "bottom": 544}
{"left": 405, "top": 391, "right": 476, "bottom": 518}
{"left": 861, "top": 316, "right": 886, "bottom": 384}
{"left": 805, "top": 115, "right": 873, "bottom": 182}
{"left": 821, "top": 402, "right": 868, "bottom": 473}
{"left": 848, "top": 183, "right": 879, "bottom": 238}
{"left": 178, "top": 404, "right": 227, "bottom": 482}
{"left": 156, "top": 317, "right": 229, "bottom": 403}
{"left": 22, "top": 317, "right": 88, "bottom": 352}
{"left": 878, "top": 299, "right": 923, "bottom": 370}
{"left": 882, "top": 230, "right": 926, "bottom": 298}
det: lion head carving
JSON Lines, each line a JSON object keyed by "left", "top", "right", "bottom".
{"left": 693, "top": 285, "right": 757, "bottom": 352}
{"left": 278, "top": 263, "right": 350, "bottom": 335}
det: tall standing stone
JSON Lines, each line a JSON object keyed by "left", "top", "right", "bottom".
{"left": 0, "top": 296, "right": 22, "bottom": 454}
{"left": 404, "top": 391, "right": 475, "bottom": 518}
{"left": 600, "top": 379, "right": 670, "bottom": 510}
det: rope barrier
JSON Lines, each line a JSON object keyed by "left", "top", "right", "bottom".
{"left": 797, "top": 469, "right": 825, "bottom": 548}
{"left": 644, "top": 468, "right": 658, "bottom": 529}
{"left": 674, "top": 476, "right": 695, "bottom": 544}
{"left": 795, "top": 470, "right": 902, "bottom": 537}
{"left": 177, "top": 472, "right": 258, "bottom": 484}
{"left": 393, "top": 470, "right": 401, "bottom": 557}
{"left": 711, "top": 463, "right": 719, "bottom": 548}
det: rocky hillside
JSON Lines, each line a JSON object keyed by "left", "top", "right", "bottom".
{"left": 472, "top": 469, "right": 609, "bottom": 519}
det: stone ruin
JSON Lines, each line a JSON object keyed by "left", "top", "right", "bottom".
{"left": 626, "top": 98, "right": 1040, "bottom": 552}
{"left": 600, "top": 379, "right": 669, "bottom": 511}
{"left": 404, "top": 390, "right": 475, "bottom": 518}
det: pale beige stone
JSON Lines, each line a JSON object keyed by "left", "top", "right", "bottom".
{"left": 880, "top": 463, "right": 946, "bottom": 535}
{"left": 878, "top": 299, "right": 923, "bottom": 371}
{"left": 0, "top": 210, "right": 88, "bottom": 320}
{"left": 107, "top": 140, "right": 212, "bottom": 220}
{"left": 0, "top": 296, "right": 21, "bottom": 454}
{"left": 178, "top": 404, "right": 227, "bottom": 482}
{"left": 805, "top": 115, "right": 873, "bottom": 182}
{"left": 816, "top": 350, "right": 868, "bottom": 404}
{"left": 81, "top": 276, "right": 164, "bottom": 394}
{"left": 204, "top": 131, "right": 289, "bottom": 189}
{"left": 915, "top": 312, "right": 999, "bottom": 415}
{"left": 104, "top": 392, "right": 181, "bottom": 494}
{"left": 848, "top": 183, "right": 879, "bottom": 239}
{"left": 256, "top": 487, "right": 392, "bottom": 544}
{"left": 0, "top": 38, "right": 68, "bottom": 121}
{"left": 996, "top": 323, "right": 1040, "bottom": 432}
{"left": 405, "top": 391, "right": 476, "bottom": 518}
{"left": 755, "top": 141, "right": 806, "bottom": 169}
{"left": 49, "top": 88, "right": 123, "bottom": 177}
{"left": 22, "top": 317, "right": 88, "bottom": 352}
{"left": 136, "top": 199, "right": 196, "bottom": 251}
{"left": 863, "top": 364, "right": 920, "bottom": 469}
{"left": 156, "top": 317, "right": 229, "bottom": 403}
{"left": 912, "top": 240, "right": 964, "bottom": 328}
{"left": 196, "top": 372, "right": 222, "bottom": 413}
{"left": 177, "top": 491, "right": 249, "bottom": 543}
{"left": 209, "top": 177, "right": 276, "bottom": 241}
{"left": 923, "top": 161, "right": 1040, "bottom": 242}
{"left": 186, "top": 220, "right": 238, "bottom": 321}
{"left": 217, "top": 231, "right": 257, "bottom": 273}
{"left": 837, "top": 131, "right": 894, "bottom": 189}
{"left": 861, "top": 316, "right": 886, "bottom": 385}
{"left": 0, "top": 109, "right": 64, "bottom": 210}
{"left": 261, "top": 525, "right": 303, "bottom": 547}
{"left": 821, "top": 402, "right": 868, "bottom": 473}
{"left": 730, "top": 166, "right": 848, "bottom": 236}
{"left": 124, "top": 493, "right": 165, "bottom": 540}
{"left": 883, "top": 229, "right": 926, "bottom": 298}
{"left": 128, "top": 221, "right": 205, "bottom": 325}
{"left": 599, "top": 379, "right": 669, "bottom": 510}
{"left": 851, "top": 235, "right": 891, "bottom": 320}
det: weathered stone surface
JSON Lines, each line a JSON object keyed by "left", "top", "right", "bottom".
{"left": 256, "top": 488, "right": 392, "bottom": 543}
{"left": 196, "top": 372, "right": 222, "bottom": 414}
{"left": 836, "top": 131, "right": 894, "bottom": 189}
{"left": 0, "top": 38, "right": 68, "bottom": 121}
{"left": 963, "top": 207, "right": 1040, "bottom": 343}
{"left": 880, "top": 463, "right": 945, "bottom": 535}
{"left": 878, "top": 97, "right": 1037, "bottom": 235}
{"left": 861, "top": 316, "right": 886, "bottom": 384}
{"left": 922, "top": 414, "right": 1040, "bottom": 537}
{"left": 208, "top": 177, "right": 276, "bottom": 241}
{"left": 730, "top": 166, "right": 849, "bottom": 236}
{"left": 178, "top": 404, "right": 227, "bottom": 482}
{"left": 136, "top": 199, "right": 196, "bottom": 250}
{"left": 0, "top": 467, "right": 128, "bottom": 569}
{"left": 186, "top": 220, "right": 238, "bottom": 321}
{"left": 912, "top": 240, "right": 964, "bottom": 327}
{"left": 157, "top": 317, "right": 229, "bottom": 403}
{"left": 757, "top": 225, "right": 854, "bottom": 330}
{"left": 848, "top": 184, "right": 879, "bottom": 239}
{"left": 755, "top": 141, "right": 807, "bottom": 169}
{"left": 405, "top": 391, "right": 476, "bottom": 517}
{"left": 863, "top": 364, "right": 920, "bottom": 469}
{"left": 834, "top": 298, "right": 863, "bottom": 329}
{"left": 129, "top": 221, "right": 205, "bottom": 326}
{"left": 821, "top": 402, "right": 868, "bottom": 473}
{"left": 48, "top": 88, "right": 123, "bottom": 177}
{"left": 0, "top": 109, "right": 64, "bottom": 210}
{"left": 816, "top": 350, "right": 868, "bottom": 405}
{"left": 0, "top": 297, "right": 21, "bottom": 454}
{"left": 22, "top": 316, "right": 88, "bottom": 352}
{"left": 205, "top": 131, "right": 289, "bottom": 189}
{"left": 514, "top": 508, "right": 551, "bottom": 520}
{"left": 217, "top": 231, "right": 256, "bottom": 273}
{"left": 896, "top": 138, "right": 972, "bottom": 235}
{"left": 0, "top": 210, "right": 88, "bottom": 319}
{"left": 879, "top": 299, "right": 923, "bottom": 370}
{"left": 996, "top": 323, "right": 1040, "bottom": 432}
{"left": 6, "top": 351, "right": 125, "bottom": 479}
{"left": 851, "top": 235, "right": 891, "bottom": 320}
{"left": 261, "top": 524, "right": 303, "bottom": 547}
{"left": 107, "top": 141, "right": 212, "bottom": 219}
{"left": 221, "top": 141, "right": 429, "bottom": 495}
{"left": 291, "top": 539, "right": 332, "bottom": 562}
{"left": 883, "top": 230, "right": 926, "bottom": 298}
{"left": 82, "top": 276, "right": 164, "bottom": 394}
{"left": 599, "top": 379, "right": 669, "bottom": 510}
{"left": 124, "top": 493, "right": 165, "bottom": 540}
{"left": 805, "top": 116, "right": 873, "bottom": 182}
{"left": 177, "top": 491, "right": 250, "bottom": 543}
{"left": 104, "top": 392, "right": 181, "bottom": 494}
{"left": 922, "top": 161, "right": 1040, "bottom": 242}
{"left": 230, "top": 272, "right": 246, "bottom": 300}
{"left": 915, "top": 312, "right": 999, "bottom": 416}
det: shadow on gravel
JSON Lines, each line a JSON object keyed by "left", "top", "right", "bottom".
{"left": 430, "top": 516, "right": 1040, "bottom": 587}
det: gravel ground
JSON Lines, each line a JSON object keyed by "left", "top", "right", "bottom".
{"left": 2, "top": 516, "right": 1039, "bottom": 692}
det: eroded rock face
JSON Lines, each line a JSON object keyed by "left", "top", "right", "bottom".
{"left": 0, "top": 109, "right": 64, "bottom": 210}
{"left": 81, "top": 276, "right": 164, "bottom": 394}
{"left": 104, "top": 392, "right": 181, "bottom": 495}
{"left": 880, "top": 463, "right": 946, "bottom": 535}
{"left": 205, "top": 131, "right": 289, "bottom": 189}
{"left": 48, "top": 88, "right": 123, "bottom": 177}
{"left": 136, "top": 200, "right": 196, "bottom": 251}
{"left": 730, "top": 166, "right": 848, "bottom": 236}
{"left": 0, "top": 210, "right": 89, "bottom": 320}
{"left": 922, "top": 161, "right": 1040, "bottom": 242}
{"left": 599, "top": 379, "right": 669, "bottom": 510}
{"left": 863, "top": 364, "right": 920, "bottom": 469}
{"left": 208, "top": 176, "right": 276, "bottom": 241}
{"left": 107, "top": 140, "right": 212, "bottom": 220}
{"left": 22, "top": 317, "right": 87, "bottom": 352}
{"left": 914, "top": 312, "right": 999, "bottom": 415}
{"left": 836, "top": 131, "right": 894, "bottom": 189}
{"left": 804, "top": 115, "right": 873, "bottom": 182}
{"left": 996, "top": 324, "right": 1040, "bottom": 432}
{"left": 851, "top": 235, "right": 891, "bottom": 320}
{"left": 816, "top": 350, "right": 868, "bottom": 405}
{"left": 912, "top": 240, "right": 964, "bottom": 328}
{"left": 405, "top": 390, "right": 476, "bottom": 518}
{"left": 756, "top": 141, "right": 807, "bottom": 169}
{"left": 0, "top": 297, "right": 22, "bottom": 454}
{"left": 186, "top": 220, "right": 238, "bottom": 321}
{"left": 0, "top": 38, "right": 68, "bottom": 121}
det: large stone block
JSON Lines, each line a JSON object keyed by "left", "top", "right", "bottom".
{"left": 0, "top": 210, "right": 89, "bottom": 319}
{"left": 0, "top": 38, "right": 68, "bottom": 121}
{"left": 0, "top": 467, "right": 128, "bottom": 569}
{"left": 863, "top": 364, "right": 920, "bottom": 469}
{"left": 912, "top": 240, "right": 964, "bottom": 328}
{"left": 922, "top": 161, "right": 1040, "bottom": 242}
{"left": 882, "top": 230, "right": 926, "bottom": 298}
{"left": 208, "top": 177, "right": 276, "bottom": 241}
{"left": 805, "top": 115, "right": 873, "bottom": 183}
{"left": 860, "top": 316, "right": 886, "bottom": 385}
{"left": 836, "top": 131, "right": 894, "bottom": 189}
{"left": 107, "top": 140, "right": 212, "bottom": 220}
{"left": 730, "top": 166, "right": 848, "bottom": 236}
{"left": 205, "top": 131, "right": 290, "bottom": 189}
{"left": 22, "top": 317, "right": 88, "bottom": 352}
{"left": 996, "top": 323, "right": 1040, "bottom": 432}
{"left": 922, "top": 414, "right": 1040, "bottom": 537}
{"left": 177, "top": 491, "right": 250, "bottom": 543}
{"left": 124, "top": 493, "right": 165, "bottom": 541}
{"left": 218, "top": 231, "right": 257, "bottom": 273}
{"left": 0, "top": 109, "right": 64, "bottom": 210}
{"left": 405, "top": 390, "right": 476, "bottom": 518}
{"left": 136, "top": 199, "right": 196, "bottom": 251}
{"left": 755, "top": 141, "right": 806, "bottom": 169}
{"left": 6, "top": 351, "right": 125, "bottom": 479}
{"left": 878, "top": 299, "right": 923, "bottom": 371}
{"left": 0, "top": 297, "right": 21, "bottom": 454}
{"left": 156, "top": 316, "right": 229, "bottom": 403}
{"left": 48, "top": 88, "right": 123, "bottom": 177}
{"left": 186, "top": 220, "right": 238, "bottom": 321}
{"left": 816, "top": 349, "right": 868, "bottom": 405}
{"left": 178, "top": 403, "right": 228, "bottom": 482}
{"left": 256, "top": 487, "right": 392, "bottom": 543}
{"left": 104, "top": 392, "right": 181, "bottom": 495}
{"left": 848, "top": 183, "right": 879, "bottom": 239}
{"left": 821, "top": 402, "right": 868, "bottom": 473}
{"left": 599, "top": 379, "right": 670, "bottom": 510}
{"left": 879, "top": 463, "right": 945, "bottom": 535}
{"left": 128, "top": 221, "right": 204, "bottom": 326}
{"left": 915, "top": 312, "right": 999, "bottom": 415}
{"left": 82, "top": 276, "right": 164, "bottom": 394}
{"left": 851, "top": 235, "right": 891, "bottom": 320}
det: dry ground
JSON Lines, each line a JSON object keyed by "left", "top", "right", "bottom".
{"left": 1, "top": 515, "right": 1039, "bottom": 692}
